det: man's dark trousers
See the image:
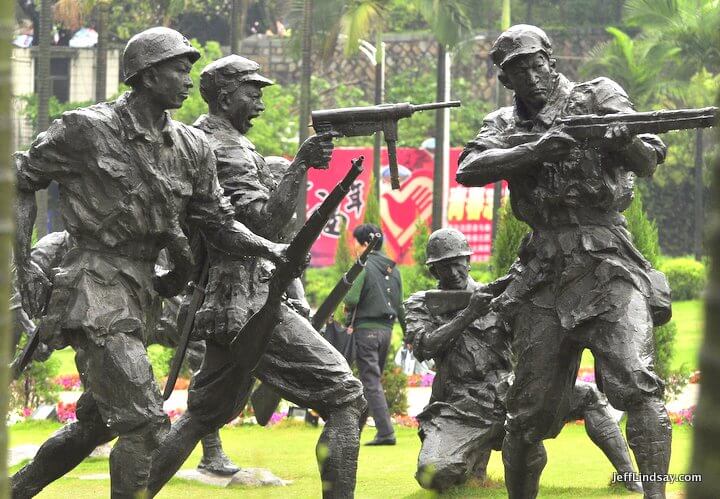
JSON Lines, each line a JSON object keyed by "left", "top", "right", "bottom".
{"left": 355, "top": 327, "right": 394, "bottom": 438}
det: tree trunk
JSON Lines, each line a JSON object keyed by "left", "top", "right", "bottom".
{"left": 687, "top": 99, "right": 720, "bottom": 499}
{"left": 0, "top": 0, "right": 15, "bottom": 493}
{"left": 295, "top": 0, "right": 313, "bottom": 230}
{"left": 693, "top": 128, "right": 704, "bottom": 260}
{"left": 35, "top": 0, "right": 52, "bottom": 238}
{"left": 94, "top": 3, "right": 109, "bottom": 102}
{"left": 231, "top": 0, "right": 249, "bottom": 54}
{"left": 432, "top": 42, "right": 448, "bottom": 231}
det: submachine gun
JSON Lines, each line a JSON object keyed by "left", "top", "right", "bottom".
{"left": 504, "top": 106, "right": 719, "bottom": 147}
{"left": 312, "top": 101, "right": 461, "bottom": 190}
{"left": 251, "top": 233, "right": 381, "bottom": 426}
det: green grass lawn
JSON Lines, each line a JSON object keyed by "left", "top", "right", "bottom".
{"left": 10, "top": 420, "right": 694, "bottom": 498}
{"left": 577, "top": 300, "right": 702, "bottom": 371}
{"left": 50, "top": 300, "right": 704, "bottom": 377}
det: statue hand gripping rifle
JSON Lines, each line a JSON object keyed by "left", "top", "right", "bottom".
{"left": 452, "top": 24, "right": 716, "bottom": 499}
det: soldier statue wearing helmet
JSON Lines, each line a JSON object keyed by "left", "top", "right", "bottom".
{"left": 457, "top": 24, "right": 672, "bottom": 498}
{"left": 11, "top": 27, "right": 288, "bottom": 498}
{"left": 144, "top": 55, "right": 365, "bottom": 499}
{"left": 408, "top": 229, "right": 645, "bottom": 493}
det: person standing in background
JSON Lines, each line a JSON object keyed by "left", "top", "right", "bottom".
{"left": 345, "top": 223, "right": 406, "bottom": 446}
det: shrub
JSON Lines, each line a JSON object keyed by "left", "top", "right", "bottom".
{"left": 382, "top": 344, "right": 409, "bottom": 416}
{"left": 659, "top": 257, "right": 707, "bottom": 301}
{"left": 401, "top": 219, "right": 435, "bottom": 299}
{"left": 489, "top": 199, "right": 530, "bottom": 279}
{"left": 10, "top": 352, "right": 60, "bottom": 414}
{"left": 147, "top": 344, "right": 174, "bottom": 381}
{"left": 303, "top": 267, "right": 338, "bottom": 309}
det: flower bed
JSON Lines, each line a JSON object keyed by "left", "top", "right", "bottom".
{"left": 406, "top": 373, "right": 435, "bottom": 387}
{"left": 54, "top": 373, "right": 81, "bottom": 391}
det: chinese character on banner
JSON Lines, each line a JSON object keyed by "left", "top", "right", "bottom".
{"left": 306, "top": 147, "right": 506, "bottom": 266}
{"left": 448, "top": 149, "right": 507, "bottom": 262}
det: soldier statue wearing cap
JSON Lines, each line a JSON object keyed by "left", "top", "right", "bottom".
{"left": 11, "top": 28, "right": 289, "bottom": 498}
{"left": 457, "top": 25, "right": 672, "bottom": 498}
{"left": 144, "top": 55, "right": 366, "bottom": 499}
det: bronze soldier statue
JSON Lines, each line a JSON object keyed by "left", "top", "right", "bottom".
{"left": 146, "top": 55, "right": 366, "bottom": 499}
{"left": 11, "top": 27, "right": 288, "bottom": 498}
{"left": 406, "top": 228, "right": 643, "bottom": 493}
{"left": 457, "top": 25, "right": 672, "bottom": 498}
{"left": 10, "top": 230, "right": 240, "bottom": 475}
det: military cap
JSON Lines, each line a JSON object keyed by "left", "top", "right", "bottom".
{"left": 200, "top": 55, "right": 273, "bottom": 104}
{"left": 123, "top": 27, "right": 200, "bottom": 83}
{"left": 490, "top": 24, "right": 553, "bottom": 68}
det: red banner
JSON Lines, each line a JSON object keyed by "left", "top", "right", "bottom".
{"left": 307, "top": 147, "right": 502, "bottom": 266}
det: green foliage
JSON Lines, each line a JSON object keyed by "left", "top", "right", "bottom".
{"left": 659, "top": 257, "right": 707, "bottom": 301}
{"left": 147, "top": 344, "right": 174, "bottom": 381}
{"left": 401, "top": 219, "right": 435, "bottom": 297}
{"left": 384, "top": 70, "right": 491, "bottom": 147}
{"left": 363, "top": 173, "right": 381, "bottom": 225}
{"left": 625, "top": 189, "right": 660, "bottom": 267}
{"left": 19, "top": 95, "right": 93, "bottom": 130}
{"left": 332, "top": 218, "right": 354, "bottom": 321}
{"left": 246, "top": 84, "right": 299, "bottom": 156}
{"left": 489, "top": 199, "right": 530, "bottom": 279}
{"left": 303, "top": 267, "right": 339, "bottom": 309}
{"left": 10, "top": 352, "right": 60, "bottom": 412}
{"left": 469, "top": 261, "right": 493, "bottom": 284}
{"left": 382, "top": 361, "right": 408, "bottom": 416}
{"left": 653, "top": 320, "right": 691, "bottom": 401}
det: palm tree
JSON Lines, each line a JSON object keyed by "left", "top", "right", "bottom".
{"left": 621, "top": 0, "right": 720, "bottom": 260}
{"left": 1, "top": 0, "right": 15, "bottom": 493}
{"left": 581, "top": 27, "right": 681, "bottom": 108}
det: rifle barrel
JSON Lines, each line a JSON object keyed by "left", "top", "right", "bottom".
{"left": 412, "top": 101, "right": 461, "bottom": 112}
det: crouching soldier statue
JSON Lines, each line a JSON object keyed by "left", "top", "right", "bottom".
{"left": 405, "top": 228, "right": 644, "bottom": 494}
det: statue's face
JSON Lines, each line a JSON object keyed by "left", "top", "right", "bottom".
{"left": 503, "top": 52, "right": 553, "bottom": 110}
{"left": 430, "top": 256, "right": 470, "bottom": 290}
{"left": 145, "top": 56, "right": 193, "bottom": 110}
{"left": 224, "top": 82, "right": 265, "bottom": 134}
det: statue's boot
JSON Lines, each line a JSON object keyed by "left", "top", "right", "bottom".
{"left": 11, "top": 419, "right": 114, "bottom": 499}
{"left": 148, "top": 413, "right": 212, "bottom": 496}
{"left": 626, "top": 397, "right": 672, "bottom": 499}
{"left": 317, "top": 396, "right": 366, "bottom": 499}
{"left": 197, "top": 430, "right": 240, "bottom": 475}
{"left": 502, "top": 433, "right": 547, "bottom": 499}
{"left": 584, "top": 406, "right": 643, "bottom": 493}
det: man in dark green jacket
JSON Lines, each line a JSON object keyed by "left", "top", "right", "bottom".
{"left": 345, "top": 223, "right": 406, "bottom": 446}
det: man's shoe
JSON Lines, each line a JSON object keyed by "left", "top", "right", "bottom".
{"left": 364, "top": 436, "right": 396, "bottom": 446}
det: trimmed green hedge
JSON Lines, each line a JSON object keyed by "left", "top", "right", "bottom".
{"left": 660, "top": 257, "right": 707, "bottom": 301}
